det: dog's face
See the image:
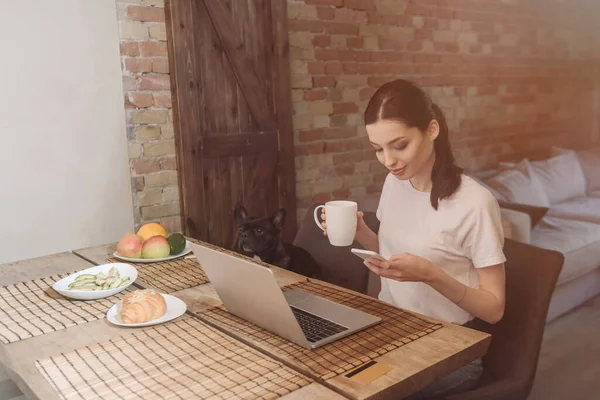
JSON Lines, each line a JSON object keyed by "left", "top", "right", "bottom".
{"left": 234, "top": 204, "right": 286, "bottom": 257}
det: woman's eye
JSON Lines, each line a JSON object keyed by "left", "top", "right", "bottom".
{"left": 375, "top": 148, "right": 383, "bottom": 153}
{"left": 394, "top": 144, "right": 408, "bottom": 151}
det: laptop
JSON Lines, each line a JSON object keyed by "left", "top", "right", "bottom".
{"left": 189, "top": 242, "right": 381, "bottom": 350}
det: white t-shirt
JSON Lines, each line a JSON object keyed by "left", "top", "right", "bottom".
{"left": 376, "top": 173, "right": 506, "bottom": 325}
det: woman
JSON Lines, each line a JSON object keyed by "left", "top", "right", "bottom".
{"left": 322, "top": 79, "right": 506, "bottom": 398}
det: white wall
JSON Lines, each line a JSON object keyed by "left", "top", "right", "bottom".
{"left": 0, "top": 0, "right": 134, "bottom": 263}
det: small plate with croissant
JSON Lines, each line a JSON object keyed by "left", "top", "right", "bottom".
{"left": 106, "top": 289, "right": 187, "bottom": 327}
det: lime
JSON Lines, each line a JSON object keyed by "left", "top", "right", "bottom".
{"left": 168, "top": 233, "right": 186, "bottom": 255}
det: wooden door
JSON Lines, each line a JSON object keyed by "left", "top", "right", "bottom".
{"left": 165, "top": 0, "right": 296, "bottom": 248}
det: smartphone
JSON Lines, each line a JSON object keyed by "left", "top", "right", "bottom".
{"left": 350, "top": 248, "right": 387, "bottom": 262}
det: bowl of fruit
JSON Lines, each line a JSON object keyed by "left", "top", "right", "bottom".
{"left": 113, "top": 222, "right": 191, "bottom": 263}
{"left": 52, "top": 263, "right": 137, "bottom": 300}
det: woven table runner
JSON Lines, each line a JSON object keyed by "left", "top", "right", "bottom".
{"left": 36, "top": 318, "right": 312, "bottom": 400}
{"left": 106, "top": 256, "right": 209, "bottom": 293}
{"left": 198, "top": 280, "right": 443, "bottom": 380}
{"left": 0, "top": 274, "right": 131, "bottom": 344}
{"left": 106, "top": 238, "right": 278, "bottom": 294}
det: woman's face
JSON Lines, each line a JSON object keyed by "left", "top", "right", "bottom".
{"left": 366, "top": 120, "right": 439, "bottom": 180}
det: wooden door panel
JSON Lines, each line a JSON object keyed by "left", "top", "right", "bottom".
{"left": 166, "top": 0, "right": 296, "bottom": 248}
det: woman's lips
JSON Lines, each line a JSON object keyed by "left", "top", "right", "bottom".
{"left": 390, "top": 166, "right": 406, "bottom": 176}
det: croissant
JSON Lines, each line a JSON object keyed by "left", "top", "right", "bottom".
{"left": 120, "top": 289, "right": 167, "bottom": 324}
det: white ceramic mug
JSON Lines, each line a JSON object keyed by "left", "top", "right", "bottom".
{"left": 314, "top": 200, "right": 358, "bottom": 247}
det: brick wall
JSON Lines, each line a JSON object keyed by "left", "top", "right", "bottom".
{"left": 116, "top": 0, "right": 181, "bottom": 232}
{"left": 289, "top": 0, "right": 600, "bottom": 219}
{"left": 115, "top": 0, "right": 600, "bottom": 229}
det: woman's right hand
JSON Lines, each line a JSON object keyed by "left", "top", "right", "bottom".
{"left": 320, "top": 209, "right": 367, "bottom": 239}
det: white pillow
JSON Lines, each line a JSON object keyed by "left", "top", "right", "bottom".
{"left": 576, "top": 147, "right": 600, "bottom": 194}
{"left": 529, "top": 149, "right": 586, "bottom": 204}
{"left": 484, "top": 159, "right": 550, "bottom": 207}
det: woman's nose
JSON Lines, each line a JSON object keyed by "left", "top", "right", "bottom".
{"left": 383, "top": 152, "right": 396, "bottom": 168}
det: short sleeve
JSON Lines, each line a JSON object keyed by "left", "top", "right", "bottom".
{"left": 462, "top": 192, "right": 507, "bottom": 268}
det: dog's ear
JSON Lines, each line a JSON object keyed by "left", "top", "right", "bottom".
{"left": 234, "top": 203, "right": 248, "bottom": 222}
{"left": 271, "top": 208, "right": 286, "bottom": 231}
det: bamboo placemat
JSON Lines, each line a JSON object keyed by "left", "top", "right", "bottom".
{"left": 106, "top": 256, "right": 209, "bottom": 293}
{"left": 0, "top": 274, "right": 131, "bottom": 344}
{"left": 106, "top": 239, "right": 278, "bottom": 294}
{"left": 36, "top": 318, "right": 312, "bottom": 400}
{"left": 198, "top": 280, "right": 443, "bottom": 380}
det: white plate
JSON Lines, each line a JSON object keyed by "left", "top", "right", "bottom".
{"left": 52, "top": 263, "right": 138, "bottom": 301}
{"left": 112, "top": 240, "right": 193, "bottom": 263}
{"left": 106, "top": 294, "right": 187, "bottom": 327}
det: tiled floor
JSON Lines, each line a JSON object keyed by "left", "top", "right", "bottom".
{"left": 530, "top": 295, "right": 600, "bottom": 400}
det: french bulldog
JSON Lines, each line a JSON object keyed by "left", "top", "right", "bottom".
{"left": 232, "top": 204, "right": 323, "bottom": 279}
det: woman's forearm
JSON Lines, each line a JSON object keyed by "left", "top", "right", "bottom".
{"left": 355, "top": 228, "right": 379, "bottom": 253}
{"left": 427, "top": 268, "right": 504, "bottom": 324}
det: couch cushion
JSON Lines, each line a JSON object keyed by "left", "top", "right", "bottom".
{"left": 576, "top": 148, "right": 600, "bottom": 194}
{"left": 546, "top": 196, "right": 600, "bottom": 224}
{"left": 484, "top": 159, "right": 550, "bottom": 207}
{"left": 529, "top": 149, "right": 586, "bottom": 205}
{"left": 531, "top": 216, "right": 600, "bottom": 285}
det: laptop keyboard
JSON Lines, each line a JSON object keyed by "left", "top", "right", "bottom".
{"left": 290, "top": 306, "right": 349, "bottom": 343}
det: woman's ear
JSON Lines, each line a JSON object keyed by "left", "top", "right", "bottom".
{"left": 427, "top": 119, "right": 440, "bottom": 142}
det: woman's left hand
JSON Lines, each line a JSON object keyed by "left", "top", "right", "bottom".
{"left": 364, "top": 253, "right": 438, "bottom": 284}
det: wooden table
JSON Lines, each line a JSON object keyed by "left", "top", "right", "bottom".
{"left": 72, "top": 243, "right": 492, "bottom": 400}
{"left": 0, "top": 252, "right": 342, "bottom": 400}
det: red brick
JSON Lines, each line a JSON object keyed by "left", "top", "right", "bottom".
{"left": 343, "top": 63, "right": 360, "bottom": 74}
{"left": 360, "top": 87, "right": 376, "bottom": 100}
{"left": 121, "top": 42, "right": 140, "bottom": 57}
{"left": 308, "top": 62, "right": 325, "bottom": 74}
{"left": 312, "top": 192, "right": 332, "bottom": 203}
{"left": 379, "top": 38, "right": 406, "bottom": 50}
{"left": 324, "top": 63, "right": 344, "bottom": 75}
{"left": 333, "top": 102, "right": 359, "bottom": 114}
{"left": 336, "top": 8, "right": 368, "bottom": 22}
{"left": 414, "top": 29, "right": 434, "bottom": 40}
{"left": 343, "top": 0, "right": 375, "bottom": 10}
{"left": 367, "top": 77, "right": 395, "bottom": 88}
{"left": 303, "top": 89, "right": 327, "bottom": 100}
{"left": 324, "top": 141, "right": 345, "bottom": 153}
{"left": 435, "top": 42, "right": 460, "bottom": 53}
{"left": 324, "top": 22, "right": 358, "bottom": 35}
{"left": 330, "top": 115, "right": 348, "bottom": 127}
{"left": 335, "top": 165, "right": 355, "bottom": 175}
{"left": 133, "top": 159, "right": 160, "bottom": 174}
{"left": 138, "top": 75, "right": 171, "bottom": 90}
{"left": 128, "top": 92, "right": 154, "bottom": 108}
{"left": 347, "top": 38, "right": 364, "bottom": 48}
{"left": 140, "top": 41, "right": 168, "bottom": 57}
{"left": 407, "top": 40, "right": 423, "bottom": 51}
{"left": 298, "top": 129, "right": 324, "bottom": 142}
{"left": 327, "top": 89, "right": 343, "bottom": 101}
{"left": 127, "top": 5, "right": 165, "bottom": 23}
{"left": 332, "top": 188, "right": 351, "bottom": 199}
{"left": 479, "top": 34, "right": 499, "bottom": 44}
{"left": 152, "top": 58, "right": 169, "bottom": 73}
{"left": 160, "top": 157, "right": 177, "bottom": 170}
{"left": 324, "top": 127, "right": 356, "bottom": 139}
{"left": 289, "top": 19, "right": 324, "bottom": 33}
{"left": 316, "top": 6, "right": 335, "bottom": 20}
{"left": 126, "top": 58, "right": 152, "bottom": 73}
{"left": 312, "top": 35, "right": 331, "bottom": 47}
{"left": 153, "top": 93, "right": 172, "bottom": 108}
{"left": 313, "top": 76, "right": 336, "bottom": 87}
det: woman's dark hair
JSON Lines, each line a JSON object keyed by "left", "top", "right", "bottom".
{"left": 364, "top": 79, "right": 462, "bottom": 210}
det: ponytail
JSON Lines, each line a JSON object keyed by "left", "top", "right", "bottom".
{"left": 364, "top": 79, "right": 463, "bottom": 210}
{"left": 430, "top": 104, "right": 462, "bottom": 210}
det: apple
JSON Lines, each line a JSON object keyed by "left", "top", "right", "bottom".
{"left": 141, "top": 236, "right": 170, "bottom": 259}
{"left": 116, "top": 233, "right": 144, "bottom": 258}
